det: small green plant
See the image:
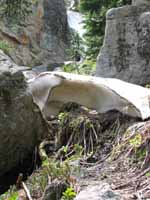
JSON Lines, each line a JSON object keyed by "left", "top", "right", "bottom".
{"left": 0, "top": 40, "right": 13, "bottom": 54}
{"left": 61, "top": 187, "right": 76, "bottom": 200}
{"left": 0, "top": 186, "right": 18, "bottom": 200}
{"left": 58, "top": 112, "right": 69, "bottom": 124}
{"left": 129, "top": 133, "right": 142, "bottom": 148}
{"left": 62, "top": 59, "right": 96, "bottom": 75}
{"left": 146, "top": 172, "right": 150, "bottom": 177}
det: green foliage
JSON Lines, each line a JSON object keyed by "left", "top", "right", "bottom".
{"left": 29, "top": 169, "right": 48, "bottom": 192}
{"left": 67, "top": 31, "right": 85, "bottom": 62}
{"left": 79, "top": 0, "right": 132, "bottom": 58}
{"left": 40, "top": 143, "right": 82, "bottom": 184}
{"left": 129, "top": 133, "right": 142, "bottom": 148}
{"left": 58, "top": 112, "right": 69, "bottom": 125}
{"left": 61, "top": 187, "right": 76, "bottom": 200}
{"left": 145, "top": 172, "right": 150, "bottom": 177}
{"left": 63, "top": 59, "right": 96, "bottom": 75}
{"left": 0, "top": 186, "right": 18, "bottom": 200}
{"left": 135, "top": 148, "right": 146, "bottom": 161}
{"left": 0, "top": 40, "right": 13, "bottom": 54}
{"left": 43, "top": 159, "right": 71, "bottom": 180}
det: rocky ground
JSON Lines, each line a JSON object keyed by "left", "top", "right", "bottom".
{"left": 1, "top": 104, "right": 150, "bottom": 200}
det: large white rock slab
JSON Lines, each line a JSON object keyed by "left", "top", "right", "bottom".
{"left": 28, "top": 71, "right": 150, "bottom": 120}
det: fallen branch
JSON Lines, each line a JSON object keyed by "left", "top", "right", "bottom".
{"left": 22, "top": 181, "right": 33, "bottom": 200}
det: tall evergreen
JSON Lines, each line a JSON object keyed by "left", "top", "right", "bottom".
{"left": 80, "top": 0, "right": 132, "bottom": 58}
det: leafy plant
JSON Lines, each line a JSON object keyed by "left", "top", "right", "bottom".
{"left": 145, "top": 172, "right": 150, "bottom": 177}
{"left": 61, "top": 187, "right": 76, "bottom": 200}
{"left": 129, "top": 133, "right": 142, "bottom": 148}
{"left": 0, "top": 186, "right": 18, "bottom": 200}
{"left": 63, "top": 59, "right": 96, "bottom": 75}
{"left": 58, "top": 112, "right": 69, "bottom": 125}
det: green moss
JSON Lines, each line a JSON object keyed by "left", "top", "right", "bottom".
{"left": 0, "top": 40, "right": 13, "bottom": 55}
{"left": 135, "top": 147, "right": 146, "bottom": 161}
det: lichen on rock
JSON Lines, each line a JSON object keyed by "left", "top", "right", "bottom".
{"left": 96, "top": 0, "right": 150, "bottom": 85}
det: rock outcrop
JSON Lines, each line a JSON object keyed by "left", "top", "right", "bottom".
{"left": 0, "top": 0, "right": 69, "bottom": 67}
{"left": 0, "top": 50, "right": 46, "bottom": 176}
{"left": 96, "top": 0, "right": 150, "bottom": 85}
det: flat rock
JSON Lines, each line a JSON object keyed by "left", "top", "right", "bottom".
{"left": 75, "top": 183, "right": 121, "bottom": 200}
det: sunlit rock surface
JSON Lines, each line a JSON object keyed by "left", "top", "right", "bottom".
{"left": 0, "top": 0, "right": 69, "bottom": 66}
{"left": 75, "top": 183, "right": 120, "bottom": 200}
{"left": 96, "top": 0, "right": 150, "bottom": 85}
{"left": 28, "top": 71, "right": 150, "bottom": 120}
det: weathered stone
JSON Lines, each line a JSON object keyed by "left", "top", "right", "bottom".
{"left": 75, "top": 183, "right": 121, "bottom": 200}
{"left": 28, "top": 71, "right": 150, "bottom": 120}
{"left": 132, "top": 0, "right": 149, "bottom": 6}
{"left": 96, "top": 1, "right": 150, "bottom": 85}
{"left": 0, "top": 0, "right": 69, "bottom": 66}
{"left": 0, "top": 50, "right": 47, "bottom": 176}
{"left": 42, "top": 179, "right": 67, "bottom": 200}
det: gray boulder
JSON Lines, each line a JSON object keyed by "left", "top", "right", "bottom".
{"left": 0, "top": 0, "right": 69, "bottom": 66}
{"left": 0, "top": 50, "right": 47, "bottom": 176}
{"left": 96, "top": 0, "right": 150, "bottom": 85}
{"left": 42, "top": 179, "right": 67, "bottom": 200}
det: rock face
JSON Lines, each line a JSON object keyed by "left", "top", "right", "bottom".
{"left": 96, "top": 0, "right": 150, "bottom": 85}
{"left": 0, "top": 50, "right": 46, "bottom": 176}
{"left": 0, "top": 0, "right": 69, "bottom": 66}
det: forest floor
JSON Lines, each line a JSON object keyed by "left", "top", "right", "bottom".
{"left": 1, "top": 105, "right": 150, "bottom": 200}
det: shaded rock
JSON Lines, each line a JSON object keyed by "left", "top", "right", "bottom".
{"left": 0, "top": 0, "right": 69, "bottom": 66}
{"left": 96, "top": 1, "right": 150, "bottom": 85}
{"left": 132, "top": 0, "right": 149, "bottom": 6}
{"left": 42, "top": 179, "right": 67, "bottom": 200}
{"left": 75, "top": 183, "right": 121, "bottom": 200}
{"left": 0, "top": 50, "right": 47, "bottom": 176}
